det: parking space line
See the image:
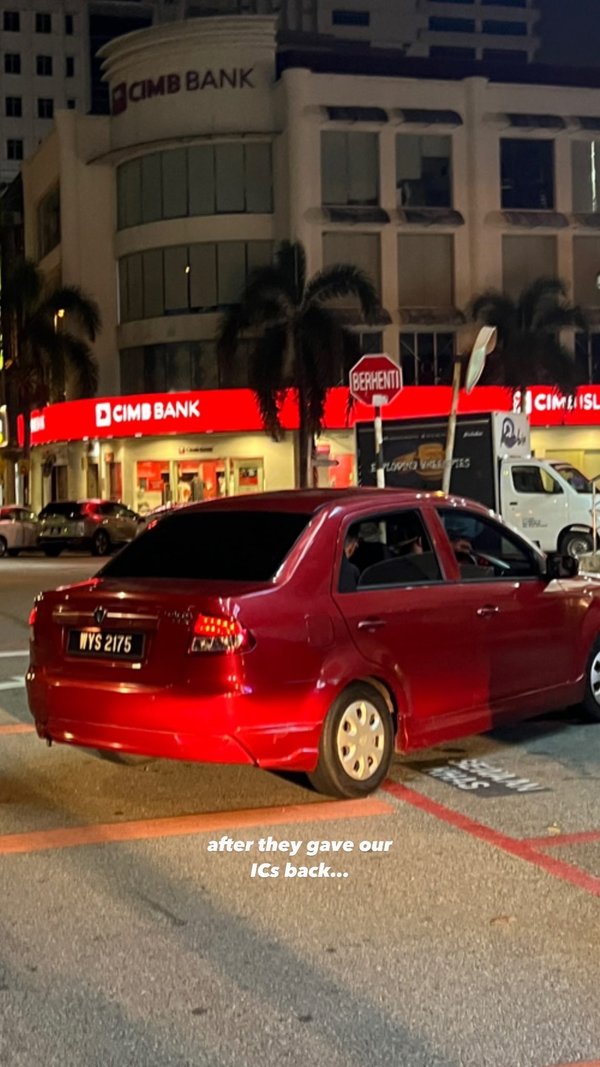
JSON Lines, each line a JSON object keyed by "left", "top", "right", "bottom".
{"left": 0, "top": 796, "right": 393, "bottom": 856}
{"left": 0, "top": 650, "right": 28, "bottom": 658}
{"left": 0, "top": 723, "right": 35, "bottom": 735}
{"left": 383, "top": 781, "right": 600, "bottom": 899}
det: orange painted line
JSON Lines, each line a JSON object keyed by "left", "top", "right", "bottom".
{"left": 0, "top": 796, "right": 393, "bottom": 856}
{"left": 0, "top": 723, "right": 35, "bottom": 736}
{"left": 546, "top": 1062, "right": 600, "bottom": 1066}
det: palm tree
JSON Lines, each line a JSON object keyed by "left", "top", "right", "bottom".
{"left": 469, "top": 277, "right": 587, "bottom": 409}
{"left": 2, "top": 258, "right": 100, "bottom": 457}
{"left": 217, "top": 240, "right": 385, "bottom": 487}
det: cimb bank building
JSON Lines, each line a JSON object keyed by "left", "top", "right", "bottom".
{"left": 19, "top": 15, "right": 600, "bottom": 511}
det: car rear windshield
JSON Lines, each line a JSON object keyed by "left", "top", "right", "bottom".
{"left": 39, "top": 503, "right": 85, "bottom": 519}
{"left": 100, "top": 510, "right": 312, "bottom": 581}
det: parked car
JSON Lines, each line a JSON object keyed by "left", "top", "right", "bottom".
{"left": 37, "top": 500, "right": 141, "bottom": 557}
{"left": 26, "top": 488, "right": 598, "bottom": 799}
{"left": 0, "top": 506, "right": 40, "bottom": 557}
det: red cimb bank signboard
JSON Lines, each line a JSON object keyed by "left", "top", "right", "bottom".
{"left": 27, "top": 386, "right": 600, "bottom": 447}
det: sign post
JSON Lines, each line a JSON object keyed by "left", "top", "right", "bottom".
{"left": 442, "top": 327, "right": 497, "bottom": 495}
{"left": 349, "top": 355, "right": 403, "bottom": 489}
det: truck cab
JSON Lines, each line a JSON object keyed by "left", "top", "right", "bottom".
{"left": 499, "top": 458, "right": 597, "bottom": 558}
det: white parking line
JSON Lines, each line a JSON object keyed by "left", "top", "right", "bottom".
{"left": 0, "top": 677, "right": 26, "bottom": 691}
{"left": 0, "top": 650, "right": 29, "bottom": 658}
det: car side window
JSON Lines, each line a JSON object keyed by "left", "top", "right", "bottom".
{"left": 438, "top": 508, "right": 542, "bottom": 580}
{"left": 512, "top": 465, "right": 563, "bottom": 495}
{"left": 339, "top": 509, "right": 442, "bottom": 592}
{"left": 97, "top": 503, "right": 119, "bottom": 516}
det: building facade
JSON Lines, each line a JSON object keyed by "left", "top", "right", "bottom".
{"left": 11, "top": 15, "right": 600, "bottom": 510}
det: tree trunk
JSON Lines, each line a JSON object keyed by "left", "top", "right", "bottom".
{"left": 297, "top": 399, "right": 312, "bottom": 489}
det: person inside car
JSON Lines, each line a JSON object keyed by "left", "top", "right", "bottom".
{"left": 339, "top": 529, "right": 361, "bottom": 592}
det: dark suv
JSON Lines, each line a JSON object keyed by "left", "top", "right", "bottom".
{"left": 38, "top": 500, "right": 140, "bottom": 557}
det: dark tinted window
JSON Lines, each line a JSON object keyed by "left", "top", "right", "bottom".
{"left": 100, "top": 511, "right": 312, "bottom": 581}
{"left": 39, "top": 502, "right": 85, "bottom": 519}
{"left": 438, "top": 508, "right": 541, "bottom": 579}
{"left": 96, "top": 503, "right": 120, "bottom": 516}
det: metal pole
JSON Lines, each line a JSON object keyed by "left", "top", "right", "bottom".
{"left": 442, "top": 360, "right": 462, "bottom": 495}
{"left": 374, "top": 402, "right": 385, "bottom": 489}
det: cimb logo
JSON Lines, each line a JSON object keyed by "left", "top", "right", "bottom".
{"left": 95, "top": 402, "right": 112, "bottom": 428}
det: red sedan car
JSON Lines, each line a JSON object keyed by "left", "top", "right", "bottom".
{"left": 26, "top": 489, "right": 600, "bottom": 797}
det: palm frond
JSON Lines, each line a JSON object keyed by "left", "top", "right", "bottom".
{"left": 248, "top": 325, "right": 289, "bottom": 440}
{"left": 470, "top": 291, "right": 518, "bottom": 340}
{"left": 530, "top": 337, "right": 577, "bottom": 396}
{"left": 517, "top": 277, "right": 568, "bottom": 330}
{"left": 61, "top": 336, "right": 99, "bottom": 397}
{"left": 534, "top": 304, "right": 589, "bottom": 333}
{"left": 216, "top": 267, "right": 295, "bottom": 360}
{"left": 2, "top": 258, "right": 43, "bottom": 317}
{"left": 303, "top": 264, "right": 380, "bottom": 324}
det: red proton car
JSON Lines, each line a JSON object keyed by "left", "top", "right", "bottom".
{"left": 26, "top": 489, "right": 600, "bottom": 798}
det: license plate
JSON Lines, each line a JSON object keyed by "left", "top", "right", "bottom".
{"left": 67, "top": 629, "right": 145, "bottom": 660}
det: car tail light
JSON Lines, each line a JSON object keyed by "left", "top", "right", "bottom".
{"left": 190, "top": 613, "right": 253, "bottom": 654}
{"left": 28, "top": 604, "right": 38, "bottom": 637}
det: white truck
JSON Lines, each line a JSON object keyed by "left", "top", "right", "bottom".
{"left": 356, "top": 411, "right": 598, "bottom": 559}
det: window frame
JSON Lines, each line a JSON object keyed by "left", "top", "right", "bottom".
{"left": 336, "top": 507, "right": 445, "bottom": 593}
{"left": 436, "top": 506, "right": 545, "bottom": 583}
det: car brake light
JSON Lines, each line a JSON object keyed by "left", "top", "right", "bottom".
{"left": 190, "top": 614, "right": 252, "bottom": 654}
{"left": 28, "top": 604, "right": 38, "bottom": 636}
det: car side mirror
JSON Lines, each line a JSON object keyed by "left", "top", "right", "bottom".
{"left": 545, "top": 552, "right": 579, "bottom": 579}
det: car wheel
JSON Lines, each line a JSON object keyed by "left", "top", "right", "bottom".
{"left": 559, "top": 531, "right": 593, "bottom": 560}
{"left": 0, "top": 536, "right": 7, "bottom": 558}
{"left": 92, "top": 529, "right": 111, "bottom": 556}
{"left": 308, "top": 682, "right": 395, "bottom": 799}
{"left": 7, "top": 549, "right": 20, "bottom": 557}
{"left": 43, "top": 546, "right": 62, "bottom": 557}
{"left": 582, "top": 638, "right": 600, "bottom": 722}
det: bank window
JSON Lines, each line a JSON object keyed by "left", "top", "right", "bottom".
{"left": 5, "top": 54, "right": 21, "bottom": 74}
{"left": 573, "top": 141, "right": 600, "bottom": 213}
{"left": 117, "top": 143, "right": 273, "bottom": 229}
{"left": 119, "top": 242, "right": 273, "bottom": 322}
{"left": 398, "top": 234, "right": 454, "bottom": 307}
{"left": 400, "top": 333, "right": 454, "bottom": 386}
{"left": 321, "top": 132, "right": 379, "bottom": 207}
{"left": 36, "top": 55, "right": 52, "bottom": 76}
{"left": 501, "top": 139, "right": 554, "bottom": 210}
{"left": 37, "top": 185, "right": 60, "bottom": 259}
{"left": 396, "top": 135, "right": 452, "bottom": 208}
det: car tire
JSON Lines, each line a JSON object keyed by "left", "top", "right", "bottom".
{"left": 92, "top": 529, "right": 111, "bottom": 556}
{"left": 559, "top": 531, "right": 593, "bottom": 560}
{"left": 43, "top": 546, "right": 62, "bottom": 558}
{"left": 7, "top": 549, "right": 20, "bottom": 557}
{"left": 581, "top": 637, "right": 600, "bottom": 722}
{"left": 0, "top": 536, "right": 7, "bottom": 558}
{"left": 308, "top": 682, "right": 395, "bottom": 799}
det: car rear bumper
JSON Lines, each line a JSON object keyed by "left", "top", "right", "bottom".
{"left": 26, "top": 667, "right": 322, "bottom": 771}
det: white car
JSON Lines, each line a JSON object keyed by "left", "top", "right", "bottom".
{"left": 0, "top": 506, "right": 40, "bottom": 557}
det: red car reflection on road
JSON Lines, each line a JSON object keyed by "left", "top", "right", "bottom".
{"left": 26, "top": 489, "right": 600, "bottom": 797}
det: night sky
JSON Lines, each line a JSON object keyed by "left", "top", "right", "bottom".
{"left": 538, "top": 0, "right": 600, "bottom": 67}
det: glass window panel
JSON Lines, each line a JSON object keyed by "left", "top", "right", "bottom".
{"left": 144, "top": 345, "right": 167, "bottom": 392}
{"left": 400, "top": 334, "right": 416, "bottom": 385}
{"left": 118, "top": 258, "right": 129, "bottom": 323}
{"left": 167, "top": 344, "right": 192, "bottom": 391}
{"left": 347, "top": 132, "right": 378, "bottom": 205}
{"left": 245, "top": 142, "right": 273, "bottom": 212}
{"left": 573, "top": 236, "right": 600, "bottom": 306}
{"left": 161, "top": 149, "right": 187, "bottom": 219}
{"left": 119, "top": 347, "right": 144, "bottom": 393}
{"left": 591, "top": 336, "right": 600, "bottom": 383}
{"left": 246, "top": 241, "right": 273, "bottom": 274}
{"left": 188, "top": 145, "right": 215, "bottom": 215}
{"left": 396, "top": 135, "right": 452, "bottom": 208}
{"left": 117, "top": 159, "right": 141, "bottom": 229}
{"left": 142, "top": 249, "right": 164, "bottom": 318}
{"left": 398, "top": 235, "right": 453, "bottom": 306}
{"left": 417, "top": 334, "right": 435, "bottom": 385}
{"left": 189, "top": 243, "right": 217, "bottom": 310}
{"left": 500, "top": 139, "right": 554, "bottom": 210}
{"left": 163, "top": 246, "right": 189, "bottom": 313}
{"left": 127, "top": 255, "right": 144, "bottom": 321}
{"left": 217, "top": 243, "right": 246, "bottom": 305}
{"left": 572, "top": 141, "right": 600, "bottom": 213}
{"left": 192, "top": 341, "right": 219, "bottom": 389}
{"left": 141, "top": 154, "right": 162, "bottom": 223}
{"left": 215, "top": 143, "right": 245, "bottom": 213}
{"left": 321, "top": 131, "right": 348, "bottom": 205}
{"left": 323, "top": 233, "right": 381, "bottom": 296}
{"left": 502, "top": 236, "right": 557, "bottom": 299}
{"left": 575, "top": 332, "right": 590, "bottom": 382}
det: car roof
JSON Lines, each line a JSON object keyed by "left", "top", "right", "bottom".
{"left": 169, "top": 488, "right": 494, "bottom": 520}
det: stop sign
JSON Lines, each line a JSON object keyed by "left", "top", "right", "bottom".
{"left": 349, "top": 354, "right": 403, "bottom": 406}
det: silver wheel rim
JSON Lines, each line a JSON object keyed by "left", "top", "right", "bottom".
{"left": 566, "top": 536, "right": 591, "bottom": 559}
{"left": 335, "top": 699, "right": 386, "bottom": 782}
{"left": 590, "top": 652, "right": 600, "bottom": 707}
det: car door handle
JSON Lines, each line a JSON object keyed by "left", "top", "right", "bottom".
{"left": 477, "top": 605, "right": 500, "bottom": 617}
{"left": 509, "top": 501, "right": 518, "bottom": 506}
{"left": 357, "top": 618, "right": 386, "bottom": 630}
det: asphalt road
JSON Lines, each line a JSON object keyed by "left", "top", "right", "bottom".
{"left": 1, "top": 555, "right": 600, "bottom": 1067}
